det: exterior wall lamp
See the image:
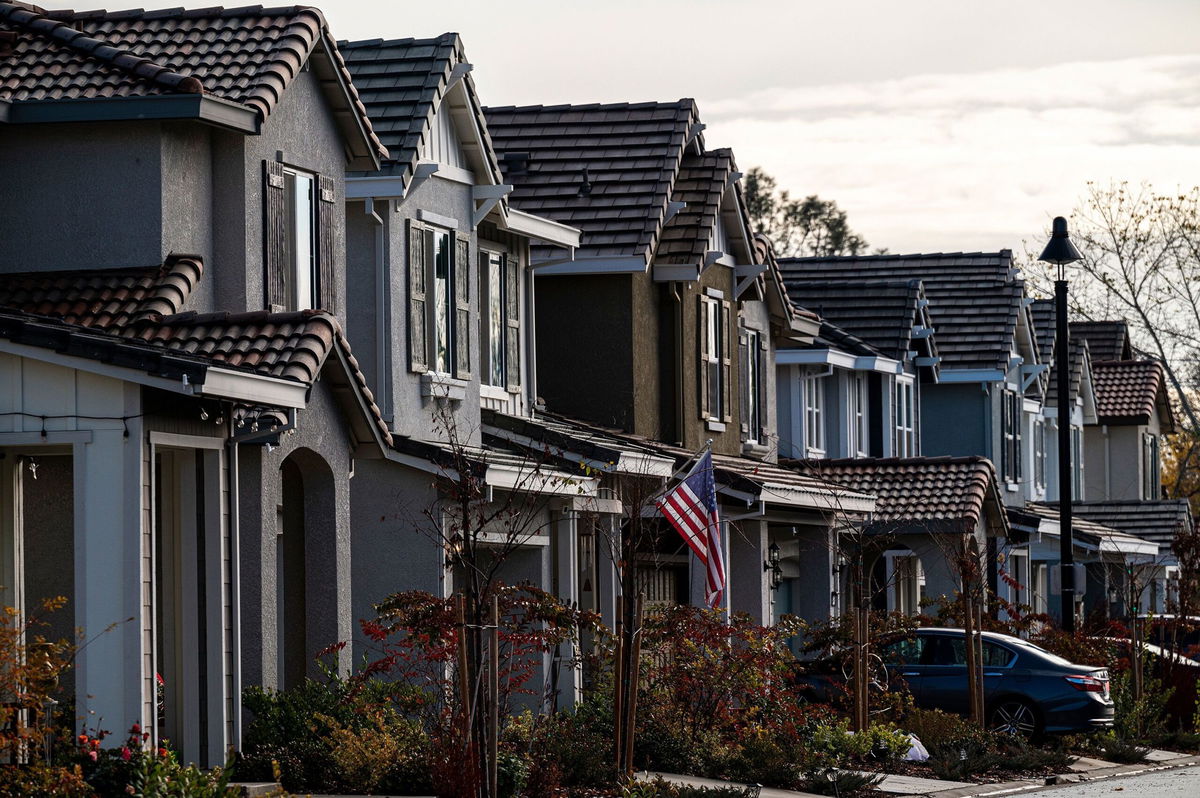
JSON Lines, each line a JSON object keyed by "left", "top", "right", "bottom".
{"left": 764, "top": 541, "right": 784, "bottom": 590}
{"left": 1038, "top": 215, "right": 1084, "bottom": 634}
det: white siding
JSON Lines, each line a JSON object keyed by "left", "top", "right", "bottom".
{"left": 422, "top": 105, "right": 468, "bottom": 168}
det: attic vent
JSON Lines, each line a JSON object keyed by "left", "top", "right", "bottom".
{"left": 501, "top": 151, "right": 530, "bottom": 175}
{"left": 578, "top": 168, "right": 592, "bottom": 198}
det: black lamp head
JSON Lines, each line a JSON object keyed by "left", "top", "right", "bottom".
{"left": 1038, "top": 216, "right": 1083, "bottom": 265}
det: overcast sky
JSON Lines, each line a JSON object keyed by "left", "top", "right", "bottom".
{"left": 44, "top": 0, "right": 1200, "bottom": 253}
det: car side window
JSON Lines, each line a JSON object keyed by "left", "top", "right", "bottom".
{"left": 926, "top": 637, "right": 968, "bottom": 666}
{"left": 881, "top": 637, "right": 924, "bottom": 665}
{"left": 982, "top": 642, "right": 1015, "bottom": 667}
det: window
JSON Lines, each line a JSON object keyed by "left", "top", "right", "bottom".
{"left": 851, "top": 373, "right": 869, "bottom": 457}
{"left": 481, "top": 249, "right": 520, "bottom": 390}
{"left": 699, "top": 295, "right": 731, "bottom": 424}
{"left": 804, "top": 372, "right": 825, "bottom": 455}
{"left": 880, "top": 636, "right": 925, "bottom": 666}
{"left": 1143, "top": 433, "right": 1161, "bottom": 500}
{"left": 407, "top": 220, "right": 471, "bottom": 379}
{"left": 1072, "top": 426, "right": 1084, "bottom": 500}
{"left": 741, "top": 328, "right": 763, "bottom": 443}
{"left": 895, "top": 379, "right": 915, "bottom": 457}
{"left": 1001, "top": 390, "right": 1022, "bottom": 483}
{"left": 1034, "top": 419, "right": 1047, "bottom": 490}
{"left": 264, "top": 161, "right": 336, "bottom": 313}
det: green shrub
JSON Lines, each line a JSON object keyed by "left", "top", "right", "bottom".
{"left": 804, "top": 769, "right": 883, "bottom": 797}
{"left": 0, "top": 763, "right": 93, "bottom": 797}
{"left": 902, "top": 707, "right": 984, "bottom": 751}
{"left": 1095, "top": 731, "right": 1151, "bottom": 764}
{"left": 621, "top": 777, "right": 759, "bottom": 797}
{"left": 1112, "top": 670, "right": 1172, "bottom": 743}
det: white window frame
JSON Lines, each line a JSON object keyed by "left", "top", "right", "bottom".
{"left": 895, "top": 378, "right": 915, "bottom": 457}
{"left": 481, "top": 249, "right": 507, "bottom": 388}
{"left": 282, "top": 166, "right": 317, "bottom": 311}
{"left": 1071, "top": 425, "right": 1085, "bottom": 501}
{"left": 804, "top": 372, "right": 826, "bottom": 456}
{"left": 851, "top": 373, "right": 869, "bottom": 457}
{"left": 703, "top": 296, "right": 723, "bottom": 422}
{"left": 429, "top": 226, "right": 455, "bottom": 375}
{"left": 1034, "top": 418, "right": 1047, "bottom": 490}
{"left": 1143, "top": 432, "right": 1160, "bottom": 500}
{"left": 745, "top": 328, "right": 762, "bottom": 444}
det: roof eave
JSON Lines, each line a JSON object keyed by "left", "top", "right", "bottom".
{"left": 6, "top": 93, "right": 259, "bottom": 133}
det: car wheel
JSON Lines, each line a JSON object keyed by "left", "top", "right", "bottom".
{"left": 989, "top": 698, "right": 1040, "bottom": 738}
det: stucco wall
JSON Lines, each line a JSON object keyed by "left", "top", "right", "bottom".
{"left": 0, "top": 122, "right": 163, "bottom": 271}
{"left": 920, "top": 381, "right": 990, "bottom": 459}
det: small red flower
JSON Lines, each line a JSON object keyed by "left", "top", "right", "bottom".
{"left": 130, "top": 723, "right": 141, "bottom": 735}
{"left": 158, "top": 748, "right": 168, "bottom": 758}
{"left": 88, "top": 750, "right": 98, "bottom": 762}
{"left": 120, "top": 747, "right": 131, "bottom": 761}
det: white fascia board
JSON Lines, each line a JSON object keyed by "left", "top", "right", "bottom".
{"left": 1099, "top": 536, "right": 1159, "bottom": 557}
{"left": 503, "top": 209, "right": 581, "bottom": 248}
{"left": 0, "top": 338, "right": 201, "bottom": 396}
{"left": 759, "top": 483, "right": 876, "bottom": 514}
{"left": 1022, "top": 397, "right": 1041, "bottom": 414}
{"left": 654, "top": 263, "right": 701, "bottom": 282}
{"left": 346, "top": 174, "right": 407, "bottom": 200}
{"left": 776, "top": 348, "right": 856, "bottom": 370}
{"left": 382, "top": 448, "right": 461, "bottom": 480}
{"left": 617, "top": 451, "right": 677, "bottom": 478}
{"left": 200, "top": 368, "right": 309, "bottom": 408}
{"left": 853, "top": 356, "right": 904, "bottom": 375}
{"left": 937, "top": 368, "right": 1006, "bottom": 383}
{"left": 534, "top": 256, "right": 647, "bottom": 275}
{"left": 484, "top": 463, "right": 597, "bottom": 496}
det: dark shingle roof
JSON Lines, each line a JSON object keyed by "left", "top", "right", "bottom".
{"left": 1030, "top": 298, "right": 1056, "bottom": 368}
{"left": 656, "top": 149, "right": 737, "bottom": 265}
{"left": 1037, "top": 500, "right": 1193, "bottom": 551}
{"left": 0, "top": 2, "right": 385, "bottom": 163}
{"left": 1045, "top": 338, "right": 1090, "bottom": 409}
{"left": 785, "top": 455, "right": 1006, "bottom": 534}
{"left": 484, "top": 99, "right": 700, "bottom": 264}
{"left": 779, "top": 251, "right": 1025, "bottom": 373}
{"left": 1072, "top": 320, "right": 1132, "bottom": 362}
{"left": 1012, "top": 503, "right": 1155, "bottom": 553}
{"left": 782, "top": 280, "right": 935, "bottom": 361}
{"left": 341, "top": 34, "right": 503, "bottom": 186}
{"left": 812, "top": 320, "right": 882, "bottom": 358}
{"left": 1091, "top": 360, "right": 1171, "bottom": 430}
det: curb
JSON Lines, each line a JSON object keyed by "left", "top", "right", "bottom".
{"left": 914, "top": 754, "right": 1200, "bottom": 798}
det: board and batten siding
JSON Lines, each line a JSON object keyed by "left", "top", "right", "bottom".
{"left": 421, "top": 103, "right": 469, "bottom": 169}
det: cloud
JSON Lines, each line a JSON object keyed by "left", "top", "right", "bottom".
{"left": 704, "top": 56, "right": 1200, "bottom": 253}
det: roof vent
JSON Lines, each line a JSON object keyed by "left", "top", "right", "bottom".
{"left": 578, "top": 168, "right": 592, "bottom": 198}
{"left": 501, "top": 151, "right": 530, "bottom": 175}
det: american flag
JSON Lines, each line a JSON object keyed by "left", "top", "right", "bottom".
{"left": 656, "top": 449, "right": 726, "bottom": 609}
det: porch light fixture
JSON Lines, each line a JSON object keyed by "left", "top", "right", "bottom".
{"left": 1038, "top": 215, "right": 1084, "bottom": 634}
{"left": 764, "top": 541, "right": 783, "bottom": 590}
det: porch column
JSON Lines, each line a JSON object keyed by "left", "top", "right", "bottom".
{"left": 552, "top": 506, "right": 581, "bottom": 708}
{"left": 73, "top": 395, "right": 145, "bottom": 735}
{"left": 595, "top": 515, "right": 619, "bottom": 629}
{"left": 729, "top": 519, "right": 770, "bottom": 624}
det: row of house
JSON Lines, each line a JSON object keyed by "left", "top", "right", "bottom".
{"left": 0, "top": 2, "right": 1191, "bottom": 766}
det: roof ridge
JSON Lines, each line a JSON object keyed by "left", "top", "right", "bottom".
{"left": 785, "top": 454, "right": 992, "bottom": 467}
{"left": 0, "top": 0, "right": 205, "bottom": 93}
{"left": 483, "top": 98, "right": 697, "bottom": 114}
{"left": 340, "top": 32, "right": 459, "bottom": 50}
{"left": 149, "top": 307, "right": 334, "bottom": 327}
{"left": 779, "top": 250, "right": 1013, "bottom": 263}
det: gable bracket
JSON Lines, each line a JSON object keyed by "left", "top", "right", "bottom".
{"left": 726, "top": 170, "right": 744, "bottom": 189}
{"left": 446, "top": 62, "right": 473, "bottom": 93}
{"left": 734, "top": 263, "right": 767, "bottom": 298}
{"left": 665, "top": 201, "right": 686, "bottom": 223}
{"left": 686, "top": 122, "right": 706, "bottom": 146}
{"left": 911, "top": 325, "right": 935, "bottom": 339}
{"left": 472, "top": 183, "right": 513, "bottom": 227}
{"left": 408, "top": 162, "right": 439, "bottom": 198}
{"left": 1020, "top": 363, "right": 1049, "bottom": 392}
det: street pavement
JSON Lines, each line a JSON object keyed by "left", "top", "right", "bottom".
{"left": 1039, "top": 764, "right": 1200, "bottom": 797}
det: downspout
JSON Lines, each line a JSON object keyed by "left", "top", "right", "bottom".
{"left": 365, "top": 199, "right": 392, "bottom": 423}
{"left": 225, "top": 433, "right": 243, "bottom": 749}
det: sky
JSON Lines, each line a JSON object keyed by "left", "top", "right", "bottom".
{"left": 41, "top": 0, "right": 1200, "bottom": 253}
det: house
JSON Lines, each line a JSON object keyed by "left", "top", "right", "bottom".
{"left": 0, "top": 2, "right": 402, "bottom": 764}
{"left": 483, "top": 100, "right": 874, "bottom": 625}
{"left": 338, "top": 34, "right": 628, "bottom": 711}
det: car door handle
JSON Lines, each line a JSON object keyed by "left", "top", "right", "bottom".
{"left": 901, "top": 672, "right": 922, "bottom": 677}
{"left": 984, "top": 672, "right": 1004, "bottom": 677}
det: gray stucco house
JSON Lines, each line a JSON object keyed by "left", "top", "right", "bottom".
{"left": 0, "top": 3, "right": 401, "bottom": 765}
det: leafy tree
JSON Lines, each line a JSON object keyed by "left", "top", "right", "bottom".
{"left": 743, "top": 167, "right": 871, "bottom": 257}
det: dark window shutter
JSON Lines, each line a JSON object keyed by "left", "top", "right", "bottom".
{"left": 407, "top": 219, "right": 428, "bottom": 372}
{"left": 738, "top": 331, "right": 750, "bottom": 436}
{"left": 757, "top": 334, "right": 769, "bottom": 443}
{"left": 263, "top": 160, "right": 287, "bottom": 311}
{"left": 454, "top": 232, "right": 472, "bottom": 380}
{"left": 698, "top": 296, "right": 709, "bottom": 420}
{"left": 316, "top": 174, "right": 337, "bottom": 314}
{"left": 721, "top": 300, "right": 732, "bottom": 423}
{"left": 504, "top": 252, "right": 521, "bottom": 392}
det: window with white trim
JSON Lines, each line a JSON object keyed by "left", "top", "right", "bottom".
{"left": 480, "top": 249, "right": 519, "bottom": 390}
{"left": 1143, "top": 433, "right": 1161, "bottom": 500}
{"left": 851, "top": 373, "right": 869, "bottom": 457}
{"left": 1034, "top": 419, "right": 1047, "bottom": 490}
{"left": 1001, "top": 390, "right": 1022, "bottom": 483}
{"left": 1071, "top": 426, "right": 1084, "bottom": 501}
{"left": 895, "top": 379, "right": 915, "bottom": 457}
{"left": 699, "top": 295, "right": 731, "bottom": 424}
{"left": 743, "top": 329, "right": 762, "bottom": 442}
{"left": 805, "top": 372, "right": 826, "bottom": 456}
{"left": 282, "top": 168, "right": 316, "bottom": 311}
{"left": 406, "top": 220, "right": 471, "bottom": 379}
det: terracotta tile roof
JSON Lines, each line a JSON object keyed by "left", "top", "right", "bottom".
{"left": 785, "top": 455, "right": 1007, "bottom": 535}
{"left": 0, "top": 2, "right": 386, "bottom": 163}
{"left": 0, "top": 255, "right": 202, "bottom": 330}
{"left": 0, "top": 258, "right": 392, "bottom": 445}
{"left": 484, "top": 99, "right": 700, "bottom": 264}
{"left": 783, "top": 280, "right": 938, "bottom": 362}
{"left": 778, "top": 251, "right": 1027, "bottom": 373}
{"left": 1035, "top": 499, "right": 1193, "bottom": 552}
{"left": 1091, "top": 359, "right": 1172, "bottom": 429}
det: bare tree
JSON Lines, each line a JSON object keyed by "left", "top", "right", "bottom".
{"left": 1024, "top": 182, "right": 1200, "bottom": 512}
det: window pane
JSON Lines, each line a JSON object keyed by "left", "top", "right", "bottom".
{"left": 433, "top": 230, "right": 451, "bottom": 372}
{"left": 287, "top": 171, "right": 315, "bottom": 310}
{"left": 982, "top": 642, "right": 1014, "bottom": 667}
{"left": 881, "top": 636, "right": 923, "bottom": 665}
{"left": 488, "top": 253, "right": 504, "bottom": 386}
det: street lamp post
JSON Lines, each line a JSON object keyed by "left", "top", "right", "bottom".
{"left": 1039, "top": 216, "right": 1084, "bottom": 634}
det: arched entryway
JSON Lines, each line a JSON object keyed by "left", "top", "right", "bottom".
{"left": 276, "top": 448, "right": 337, "bottom": 689}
